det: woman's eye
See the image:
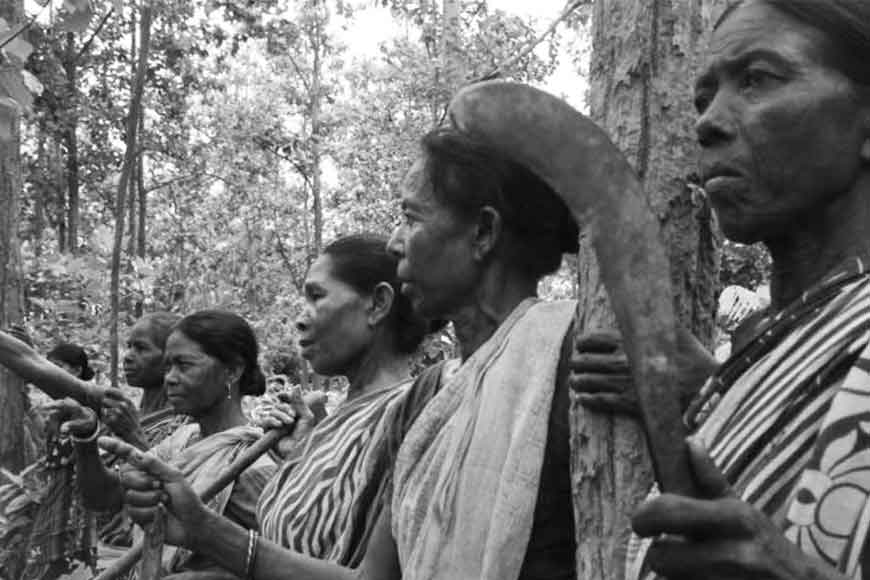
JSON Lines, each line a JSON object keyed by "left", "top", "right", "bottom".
{"left": 741, "top": 68, "right": 775, "bottom": 90}
{"left": 694, "top": 91, "right": 712, "bottom": 114}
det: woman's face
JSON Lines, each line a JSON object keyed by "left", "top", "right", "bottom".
{"left": 123, "top": 320, "right": 165, "bottom": 389}
{"left": 387, "top": 158, "right": 480, "bottom": 319}
{"left": 696, "top": 1, "right": 868, "bottom": 244}
{"left": 295, "top": 255, "right": 374, "bottom": 376}
{"left": 163, "top": 331, "right": 233, "bottom": 417}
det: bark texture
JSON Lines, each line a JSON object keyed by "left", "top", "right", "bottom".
{"left": 0, "top": 77, "right": 26, "bottom": 471}
{"left": 571, "top": 1, "right": 729, "bottom": 577}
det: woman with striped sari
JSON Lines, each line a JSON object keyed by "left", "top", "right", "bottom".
{"left": 571, "top": 2, "right": 870, "bottom": 579}
{"left": 252, "top": 233, "right": 435, "bottom": 568}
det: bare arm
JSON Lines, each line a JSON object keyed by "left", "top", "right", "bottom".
{"left": 189, "top": 504, "right": 400, "bottom": 580}
{"left": 103, "top": 436, "right": 401, "bottom": 580}
{"left": 0, "top": 329, "right": 104, "bottom": 408}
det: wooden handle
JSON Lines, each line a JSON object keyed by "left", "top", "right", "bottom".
{"left": 94, "top": 428, "right": 286, "bottom": 580}
{"left": 448, "top": 81, "right": 697, "bottom": 496}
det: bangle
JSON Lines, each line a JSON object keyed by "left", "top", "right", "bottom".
{"left": 71, "top": 421, "right": 100, "bottom": 444}
{"left": 245, "top": 529, "right": 259, "bottom": 578}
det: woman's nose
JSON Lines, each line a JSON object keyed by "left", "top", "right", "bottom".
{"left": 164, "top": 366, "right": 179, "bottom": 385}
{"left": 295, "top": 310, "right": 311, "bottom": 333}
{"left": 695, "top": 91, "right": 736, "bottom": 149}
{"left": 387, "top": 225, "right": 404, "bottom": 259}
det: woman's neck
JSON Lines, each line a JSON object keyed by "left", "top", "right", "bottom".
{"left": 765, "top": 180, "right": 870, "bottom": 310}
{"left": 139, "top": 385, "right": 169, "bottom": 415}
{"left": 344, "top": 339, "right": 412, "bottom": 401}
{"left": 450, "top": 268, "right": 537, "bottom": 361}
{"left": 196, "top": 397, "right": 247, "bottom": 438}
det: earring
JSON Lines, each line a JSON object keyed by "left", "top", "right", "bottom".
{"left": 226, "top": 381, "right": 232, "bottom": 400}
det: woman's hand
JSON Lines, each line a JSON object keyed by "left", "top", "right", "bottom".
{"left": 101, "top": 389, "right": 146, "bottom": 446}
{"left": 571, "top": 328, "right": 718, "bottom": 415}
{"left": 43, "top": 397, "right": 99, "bottom": 439}
{"left": 255, "top": 389, "right": 321, "bottom": 459}
{"left": 98, "top": 436, "right": 209, "bottom": 549}
{"left": 632, "top": 439, "right": 849, "bottom": 580}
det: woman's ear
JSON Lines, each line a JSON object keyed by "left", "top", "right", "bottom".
{"left": 473, "top": 206, "right": 503, "bottom": 262}
{"left": 368, "top": 282, "right": 395, "bottom": 327}
{"left": 226, "top": 361, "right": 244, "bottom": 389}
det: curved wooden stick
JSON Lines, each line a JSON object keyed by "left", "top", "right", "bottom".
{"left": 448, "top": 81, "right": 697, "bottom": 496}
{"left": 93, "top": 428, "right": 286, "bottom": 580}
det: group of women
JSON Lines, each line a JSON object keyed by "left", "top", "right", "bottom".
{"left": 2, "top": 1, "right": 870, "bottom": 579}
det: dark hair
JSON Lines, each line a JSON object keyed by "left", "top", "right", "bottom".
{"left": 172, "top": 310, "right": 266, "bottom": 396}
{"left": 419, "top": 127, "right": 579, "bottom": 281}
{"left": 139, "top": 311, "right": 181, "bottom": 351}
{"left": 718, "top": 1, "right": 870, "bottom": 86}
{"left": 47, "top": 343, "right": 94, "bottom": 380}
{"left": 323, "top": 233, "right": 430, "bottom": 354}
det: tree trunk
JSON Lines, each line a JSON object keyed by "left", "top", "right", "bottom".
{"left": 110, "top": 2, "right": 152, "bottom": 388}
{"left": 0, "top": 0, "right": 27, "bottom": 473}
{"left": 136, "top": 116, "right": 146, "bottom": 259}
{"left": 571, "top": 1, "right": 726, "bottom": 577}
{"left": 64, "top": 31, "right": 80, "bottom": 254}
{"left": 441, "top": 0, "right": 464, "bottom": 93}
{"left": 54, "top": 139, "right": 67, "bottom": 253}
{"left": 309, "top": 0, "right": 323, "bottom": 255}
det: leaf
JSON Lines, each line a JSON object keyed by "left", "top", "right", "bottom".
{"left": 0, "top": 70, "right": 32, "bottom": 112}
{"left": 2, "top": 37, "right": 32, "bottom": 65}
{"left": 0, "top": 97, "right": 16, "bottom": 141}
{"left": 20, "top": 70, "right": 42, "bottom": 96}
{"left": 56, "top": 0, "right": 94, "bottom": 33}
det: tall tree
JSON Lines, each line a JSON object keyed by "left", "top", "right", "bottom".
{"left": 109, "top": 1, "right": 151, "bottom": 388}
{"left": 0, "top": 0, "right": 27, "bottom": 472}
{"left": 571, "top": 0, "right": 727, "bottom": 577}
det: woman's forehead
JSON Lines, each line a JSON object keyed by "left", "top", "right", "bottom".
{"left": 704, "top": 1, "right": 829, "bottom": 73}
{"left": 165, "top": 331, "right": 206, "bottom": 356}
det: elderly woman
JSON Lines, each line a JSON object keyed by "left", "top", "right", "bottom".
{"left": 629, "top": 2, "right": 870, "bottom": 579}
{"left": 571, "top": 1, "right": 870, "bottom": 579}
{"left": 55, "top": 310, "right": 274, "bottom": 576}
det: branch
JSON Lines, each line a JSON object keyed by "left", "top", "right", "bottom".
{"left": 253, "top": 136, "right": 314, "bottom": 189}
{"left": 74, "top": 8, "right": 114, "bottom": 63}
{"left": 286, "top": 52, "right": 312, "bottom": 94}
{"left": 479, "top": 0, "right": 585, "bottom": 81}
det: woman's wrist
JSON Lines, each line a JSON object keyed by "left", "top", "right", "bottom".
{"left": 187, "top": 509, "right": 251, "bottom": 576}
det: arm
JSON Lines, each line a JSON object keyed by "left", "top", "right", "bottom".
{"left": 0, "top": 329, "right": 104, "bottom": 408}
{"left": 191, "top": 508, "right": 399, "bottom": 580}
{"left": 102, "top": 436, "right": 401, "bottom": 580}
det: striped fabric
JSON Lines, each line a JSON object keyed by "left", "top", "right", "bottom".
{"left": 256, "top": 379, "right": 415, "bottom": 567}
{"left": 689, "top": 257, "right": 870, "bottom": 577}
